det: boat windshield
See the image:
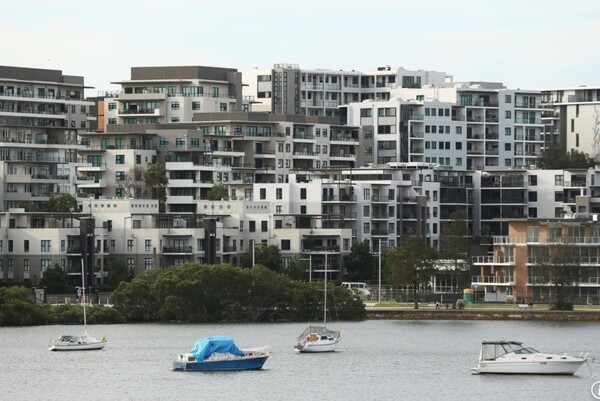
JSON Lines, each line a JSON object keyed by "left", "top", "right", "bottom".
{"left": 481, "top": 341, "right": 534, "bottom": 360}
{"left": 513, "top": 347, "right": 540, "bottom": 354}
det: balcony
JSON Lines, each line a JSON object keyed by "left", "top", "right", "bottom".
{"left": 472, "top": 256, "right": 514, "bottom": 265}
{"left": 471, "top": 275, "right": 514, "bottom": 285}
{"left": 163, "top": 246, "right": 193, "bottom": 254}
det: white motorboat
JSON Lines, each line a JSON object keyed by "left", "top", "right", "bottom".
{"left": 471, "top": 340, "right": 589, "bottom": 375}
{"left": 49, "top": 260, "right": 107, "bottom": 351}
{"left": 294, "top": 252, "right": 341, "bottom": 353}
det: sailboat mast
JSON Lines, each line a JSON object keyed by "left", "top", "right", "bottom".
{"left": 81, "top": 258, "right": 87, "bottom": 333}
{"left": 324, "top": 252, "right": 327, "bottom": 326}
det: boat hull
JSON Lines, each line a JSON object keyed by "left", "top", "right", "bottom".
{"left": 474, "top": 360, "right": 586, "bottom": 375}
{"left": 173, "top": 355, "right": 269, "bottom": 371}
{"left": 49, "top": 341, "right": 106, "bottom": 351}
{"left": 294, "top": 339, "right": 340, "bottom": 353}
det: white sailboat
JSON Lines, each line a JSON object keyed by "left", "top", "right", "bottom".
{"left": 49, "top": 259, "right": 107, "bottom": 351}
{"left": 294, "top": 252, "right": 341, "bottom": 353}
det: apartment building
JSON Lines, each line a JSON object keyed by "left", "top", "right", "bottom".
{"left": 242, "top": 65, "right": 451, "bottom": 117}
{"left": 372, "top": 82, "right": 546, "bottom": 170}
{"left": 542, "top": 86, "right": 600, "bottom": 155}
{"left": 81, "top": 113, "right": 360, "bottom": 211}
{"left": 103, "top": 66, "right": 243, "bottom": 131}
{"left": 473, "top": 216, "right": 600, "bottom": 303}
{"left": 0, "top": 65, "right": 93, "bottom": 211}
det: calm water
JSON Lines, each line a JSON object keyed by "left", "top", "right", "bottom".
{"left": 1, "top": 320, "right": 599, "bottom": 401}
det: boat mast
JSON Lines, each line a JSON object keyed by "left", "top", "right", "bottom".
{"left": 81, "top": 258, "right": 87, "bottom": 334}
{"left": 324, "top": 251, "right": 327, "bottom": 326}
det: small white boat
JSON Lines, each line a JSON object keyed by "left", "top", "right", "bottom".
{"left": 49, "top": 334, "right": 107, "bottom": 351}
{"left": 49, "top": 259, "right": 107, "bottom": 351}
{"left": 471, "top": 340, "right": 589, "bottom": 375}
{"left": 294, "top": 252, "right": 341, "bottom": 353}
{"left": 173, "top": 336, "right": 270, "bottom": 371}
{"left": 294, "top": 325, "right": 341, "bottom": 353}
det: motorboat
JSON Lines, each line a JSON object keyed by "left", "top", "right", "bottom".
{"left": 49, "top": 259, "right": 107, "bottom": 351}
{"left": 471, "top": 340, "right": 589, "bottom": 375}
{"left": 173, "top": 336, "right": 270, "bottom": 371}
{"left": 294, "top": 252, "right": 341, "bottom": 353}
{"left": 294, "top": 325, "right": 341, "bottom": 353}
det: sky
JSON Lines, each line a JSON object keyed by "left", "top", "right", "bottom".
{"left": 3, "top": 0, "right": 600, "bottom": 96}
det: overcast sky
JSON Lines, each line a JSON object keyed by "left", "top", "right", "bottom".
{"left": 3, "top": 0, "right": 599, "bottom": 95}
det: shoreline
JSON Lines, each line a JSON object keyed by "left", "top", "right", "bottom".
{"left": 365, "top": 307, "right": 600, "bottom": 321}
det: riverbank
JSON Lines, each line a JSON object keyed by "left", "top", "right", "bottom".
{"left": 365, "top": 306, "right": 600, "bottom": 321}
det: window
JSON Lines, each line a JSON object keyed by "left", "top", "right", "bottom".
{"left": 171, "top": 102, "right": 180, "bottom": 110}
{"left": 456, "top": 157, "right": 462, "bottom": 166}
{"left": 363, "top": 188, "right": 371, "bottom": 200}
{"left": 41, "top": 240, "right": 51, "bottom": 252}
{"left": 505, "top": 127, "right": 512, "bottom": 136}
{"left": 108, "top": 102, "right": 116, "bottom": 110}
{"left": 176, "top": 138, "right": 185, "bottom": 148}
{"left": 525, "top": 175, "right": 537, "bottom": 186}
{"left": 24, "top": 240, "right": 29, "bottom": 252}
{"left": 281, "top": 240, "right": 291, "bottom": 251}
{"left": 276, "top": 188, "right": 282, "bottom": 200}
{"left": 363, "top": 222, "right": 370, "bottom": 234}
{"left": 249, "top": 221, "right": 256, "bottom": 232}
{"left": 116, "top": 155, "right": 125, "bottom": 164}
{"left": 220, "top": 103, "right": 227, "bottom": 111}
{"left": 261, "top": 221, "right": 268, "bottom": 232}
{"left": 144, "top": 259, "right": 153, "bottom": 271}
{"left": 300, "top": 205, "right": 306, "bottom": 214}
{"left": 455, "top": 142, "right": 462, "bottom": 150}
{"left": 260, "top": 188, "right": 266, "bottom": 200}
{"left": 108, "top": 118, "right": 116, "bottom": 125}
{"left": 555, "top": 175, "right": 564, "bottom": 186}
{"left": 505, "top": 159, "right": 512, "bottom": 167}
{"left": 276, "top": 205, "right": 282, "bottom": 214}
{"left": 300, "top": 188, "right": 307, "bottom": 199}
{"left": 115, "top": 171, "right": 125, "bottom": 181}
{"left": 505, "top": 95, "right": 512, "bottom": 103}
{"left": 171, "top": 117, "right": 180, "bottom": 122}
{"left": 145, "top": 239, "right": 152, "bottom": 252}
{"left": 505, "top": 143, "right": 511, "bottom": 151}
{"left": 192, "top": 102, "right": 201, "bottom": 111}
{"left": 505, "top": 110, "right": 511, "bottom": 119}
{"left": 527, "top": 191, "right": 538, "bottom": 203}
{"left": 363, "top": 205, "right": 370, "bottom": 217}
{"left": 455, "top": 126, "right": 462, "bottom": 134}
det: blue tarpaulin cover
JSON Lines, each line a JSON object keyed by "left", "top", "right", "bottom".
{"left": 190, "top": 336, "right": 244, "bottom": 361}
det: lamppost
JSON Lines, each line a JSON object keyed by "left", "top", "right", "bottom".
{"left": 378, "top": 240, "right": 382, "bottom": 304}
{"left": 252, "top": 239, "right": 255, "bottom": 266}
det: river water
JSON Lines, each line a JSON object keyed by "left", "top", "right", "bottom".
{"left": 1, "top": 320, "right": 598, "bottom": 401}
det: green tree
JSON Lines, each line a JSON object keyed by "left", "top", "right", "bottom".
{"left": 46, "top": 194, "right": 78, "bottom": 212}
{"left": 284, "top": 257, "right": 312, "bottom": 281}
{"left": 536, "top": 143, "right": 595, "bottom": 169}
{"left": 145, "top": 164, "right": 168, "bottom": 211}
{"left": 343, "top": 240, "right": 376, "bottom": 281}
{"left": 440, "top": 209, "right": 472, "bottom": 305}
{"left": 107, "top": 258, "right": 134, "bottom": 290}
{"left": 0, "top": 286, "right": 49, "bottom": 326}
{"left": 385, "top": 235, "right": 438, "bottom": 309}
{"left": 241, "top": 244, "right": 283, "bottom": 272}
{"left": 39, "top": 264, "right": 69, "bottom": 294}
{"left": 532, "top": 240, "right": 581, "bottom": 309}
{"left": 207, "top": 183, "right": 229, "bottom": 201}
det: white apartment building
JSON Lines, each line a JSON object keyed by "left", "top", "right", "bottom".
{"left": 343, "top": 82, "right": 545, "bottom": 170}
{"left": 103, "top": 66, "right": 243, "bottom": 131}
{"left": 542, "top": 86, "right": 600, "bottom": 156}
{"left": 0, "top": 66, "right": 93, "bottom": 211}
{"left": 242, "top": 64, "right": 451, "bottom": 117}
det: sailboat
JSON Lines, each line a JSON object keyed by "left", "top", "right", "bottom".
{"left": 49, "top": 259, "right": 107, "bottom": 351}
{"left": 294, "top": 252, "right": 341, "bottom": 353}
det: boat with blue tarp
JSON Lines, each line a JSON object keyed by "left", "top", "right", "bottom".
{"left": 173, "top": 336, "right": 270, "bottom": 371}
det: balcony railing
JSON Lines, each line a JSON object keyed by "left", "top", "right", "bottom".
{"left": 472, "top": 256, "right": 514, "bottom": 264}
{"left": 471, "top": 275, "right": 514, "bottom": 284}
{"left": 163, "top": 246, "right": 193, "bottom": 253}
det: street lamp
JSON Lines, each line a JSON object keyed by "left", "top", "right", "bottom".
{"left": 252, "top": 239, "right": 255, "bottom": 266}
{"left": 378, "top": 240, "right": 382, "bottom": 304}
